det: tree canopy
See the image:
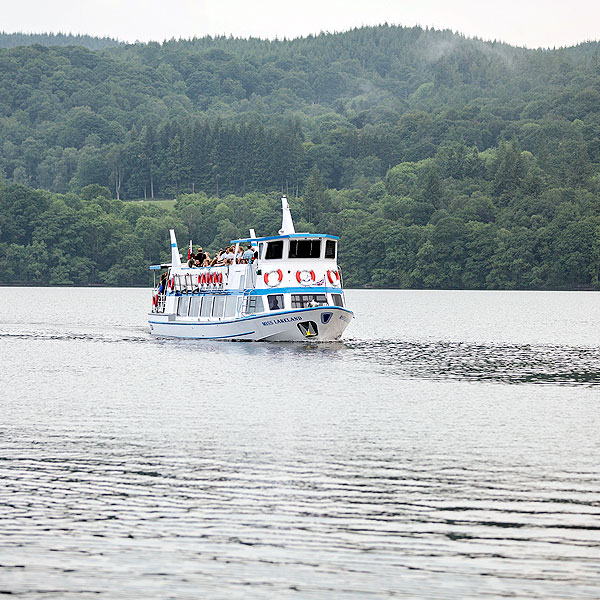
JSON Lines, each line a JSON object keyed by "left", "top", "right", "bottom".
{"left": 0, "top": 25, "right": 599, "bottom": 288}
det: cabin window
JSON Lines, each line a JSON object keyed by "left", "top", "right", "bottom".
{"left": 244, "top": 295, "right": 264, "bottom": 314}
{"left": 289, "top": 239, "right": 321, "bottom": 259}
{"left": 291, "top": 294, "right": 327, "bottom": 308}
{"left": 177, "top": 296, "right": 190, "bottom": 316}
{"left": 224, "top": 296, "right": 237, "bottom": 318}
{"left": 200, "top": 296, "right": 212, "bottom": 317}
{"left": 265, "top": 240, "right": 283, "bottom": 260}
{"left": 189, "top": 296, "right": 203, "bottom": 317}
{"left": 212, "top": 296, "right": 225, "bottom": 317}
{"left": 325, "top": 240, "right": 337, "bottom": 259}
{"left": 331, "top": 294, "right": 343, "bottom": 307}
{"left": 267, "top": 294, "right": 284, "bottom": 310}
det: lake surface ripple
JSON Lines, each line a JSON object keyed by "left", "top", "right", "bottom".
{"left": 0, "top": 288, "right": 598, "bottom": 598}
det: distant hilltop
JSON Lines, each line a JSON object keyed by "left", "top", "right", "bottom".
{"left": 0, "top": 31, "right": 122, "bottom": 50}
{"left": 1, "top": 27, "right": 598, "bottom": 52}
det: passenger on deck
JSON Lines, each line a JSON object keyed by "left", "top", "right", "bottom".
{"left": 223, "top": 246, "right": 236, "bottom": 264}
{"left": 202, "top": 252, "right": 211, "bottom": 266}
{"left": 187, "top": 253, "right": 196, "bottom": 267}
{"left": 243, "top": 244, "right": 254, "bottom": 262}
{"left": 196, "top": 247, "right": 205, "bottom": 264}
{"left": 158, "top": 272, "right": 168, "bottom": 293}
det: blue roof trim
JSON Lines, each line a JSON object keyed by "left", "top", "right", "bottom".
{"left": 250, "top": 286, "right": 341, "bottom": 295}
{"left": 165, "top": 286, "right": 342, "bottom": 297}
{"left": 231, "top": 233, "right": 339, "bottom": 244}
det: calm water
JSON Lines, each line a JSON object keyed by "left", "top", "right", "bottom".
{"left": 1, "top": 288, "right": 599, "bottom": 598}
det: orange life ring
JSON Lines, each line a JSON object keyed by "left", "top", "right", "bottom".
{"left": 168, "top": 277, "right": 174, "bottom": 290}
{"left": 152, "top": 294, "right": 157, "bottom": 306}
{"left": 264, "top": 269, "right": 283, "bottom": 287}
{"left": 217, "top": 272, "right": 223, "bottom": 285}
{"left": 296, "top": 270, "right": 316, "bottom": 285}
{"left": 327, "top": 270, "right": 340, "bottom": 284}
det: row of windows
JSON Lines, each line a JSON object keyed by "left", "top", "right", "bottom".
{"left": 289, "top": 294, "right": 343, "bottom": 308}
{"left": 262, "top": 239, "right": 337, "bottom": 260}
{"left": 176, "top": 293, "right": 344, "bottom": 318}
{"left": 177, "top": 295, "right": 241, "bottom": 319}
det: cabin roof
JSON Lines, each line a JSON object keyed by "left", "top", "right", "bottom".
{"left": 231, "top": 233, "right": 339, "bottom": 244}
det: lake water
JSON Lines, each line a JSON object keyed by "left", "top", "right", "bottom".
{"left": 1, "top": 288, "right": 599, "bottom": 598}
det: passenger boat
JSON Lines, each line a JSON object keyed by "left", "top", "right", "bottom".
{"left": 148, "top": 196, "right": 353, "bottom": 341}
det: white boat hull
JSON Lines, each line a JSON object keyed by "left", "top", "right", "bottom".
{"left": 148, "top": 306, "right": 353, "bottom": 341}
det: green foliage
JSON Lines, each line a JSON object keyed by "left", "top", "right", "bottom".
{"left": 0, "top": 26, "right": 599, "bottom": 289}
{"left": 0, "top": 32, "right": 121, "bottom": 50}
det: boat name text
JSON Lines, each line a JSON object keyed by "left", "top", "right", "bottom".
{"left": 262, "top": 316, "right": 303, "bottom": 326}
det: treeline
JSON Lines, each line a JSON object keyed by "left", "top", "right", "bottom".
{"left": 1, "top": 136, "right": 599, "bottom": 289}
{"left": 0, "top": 25, "right": 599, "bottom": 289}
{"left": 0, "top": 26, "right": 599, "bottom": 200}
{"left": 0, "top": 32, "right": 121, "bottom": 50}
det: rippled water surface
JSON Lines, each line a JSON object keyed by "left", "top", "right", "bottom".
{"left": 1, "top": 288, "right": 599, "bottom": 598}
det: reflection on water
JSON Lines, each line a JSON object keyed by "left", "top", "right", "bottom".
{"left": 1, "top": 288, "right": 599, "bottom": 598}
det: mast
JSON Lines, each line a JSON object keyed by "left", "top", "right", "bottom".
{"left": 278, "top": 195, "right": 295, "bottom": 235}
{"left": 169, "top": 229, "right": 181, "bottom": 268}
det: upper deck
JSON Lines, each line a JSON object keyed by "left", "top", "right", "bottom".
{"left": 232, "top": 233, "right": 339, "bottom": 267}
{"left": 151, "top": 196, "right": 343, "bottom": 294}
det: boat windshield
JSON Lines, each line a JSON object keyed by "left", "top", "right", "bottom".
{"left": 325, "top": 240, "right": 336, "bottom": 259}
{"left": 265, "top": 241, "right": 283, "bottom": 259}
{"left": 289, "top": 239, "right": 321, "bottom": 259}
{"left": 291, "top": 294, "right": 327, "bottom": 308}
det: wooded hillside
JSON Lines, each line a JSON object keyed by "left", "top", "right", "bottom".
{"left": 0, "top": 26, "right": 599, "bottom": 288}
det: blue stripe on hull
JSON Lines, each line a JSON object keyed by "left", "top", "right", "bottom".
{"left": 148, "top": 306, "right": 353, "bottom": 326}
{"left": 152, "top": 330, "right": 255, "bottom": 339}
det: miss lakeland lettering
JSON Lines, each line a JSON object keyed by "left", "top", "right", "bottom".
{"left": 262, "top": 316, "right": 303, "bottom": 326}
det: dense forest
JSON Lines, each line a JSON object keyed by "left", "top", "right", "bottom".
{"left": 0, "top": 32, "right": 121, "bottom": 50}
{"left": 0, "top": 25, "right": 599, "bottom": 288}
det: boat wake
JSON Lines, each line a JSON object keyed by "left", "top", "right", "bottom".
{"left": 0, "top": 328, "right": 149, "bottom": 344}
{"left": 344, "top": 339, "right": 600, "bottom": 387}
{"left": 2, "top": 326, "right": 599, "bottom": 386}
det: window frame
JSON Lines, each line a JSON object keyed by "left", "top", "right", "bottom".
{"left": 267, "top": 294, "right": 284, "bottom": 311}
{"left": 325, "top": 240, "right": 337, "bottom": 259}
{"left": 331, "top": 293, "right": 343, "bottom": 307}
{"left": 244, "top": 295, "right": 265, "bottom": 314}
{"left": 291, "top": 294, "right": 328, "bottom": 309}
{"left": 265, "top": 240, "right": 283, "bottom": 260}
{"left": 288, "top": 239, "right": 321, "bottom": 259}
{"left": 212, "top": 296, "right": 225, "bottom": 318}
{"left": 224, "top": 296, "right": 238, "bottom": 318}
{"left": 177, "top": 296, "right": 190, "bottom": 316}
{"left": 200, "top": 295, "right": 213, "bottom": 317}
